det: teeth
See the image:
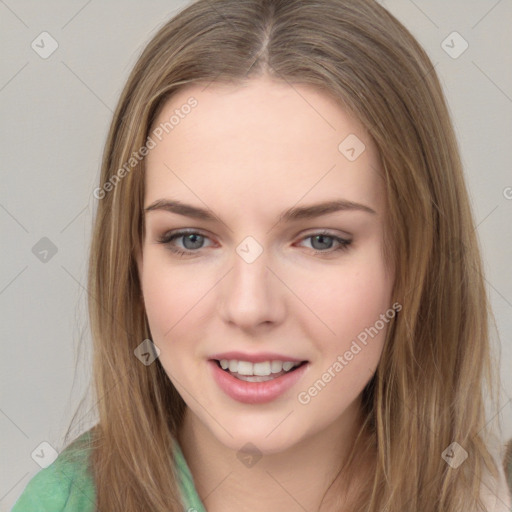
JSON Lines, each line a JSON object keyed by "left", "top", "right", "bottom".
{"left": 253, "top": 361, "right": 271, "bottom": 376}
{"left": 218, "top": 359, "right": 302, "bottom": 376}
{"left": 237, "top": 361, "right": 253, "bottom": 375}
{"left": 270, "top": 360, "right": 283, "bottom": 373}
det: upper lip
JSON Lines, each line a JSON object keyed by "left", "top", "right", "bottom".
{"left": 209, "top": 351, "right": 307, "bottom": 363}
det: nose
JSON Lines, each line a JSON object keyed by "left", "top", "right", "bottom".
{"left": 218, "top": 244, "right": 286, "bottom": 331}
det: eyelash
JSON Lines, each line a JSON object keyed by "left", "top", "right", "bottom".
{"left": 156, "top": 229, "right": 352, "bottom": 258}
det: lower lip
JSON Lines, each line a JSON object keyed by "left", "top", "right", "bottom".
{"left": 208, "top": 360, "right": 309, "bottom": 404}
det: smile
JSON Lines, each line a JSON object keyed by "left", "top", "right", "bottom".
{"left": 209, "top": 359, "right": 310, "bottom": 404}
{"left": 216, "top": 359, "right": 307, "bottom": 381}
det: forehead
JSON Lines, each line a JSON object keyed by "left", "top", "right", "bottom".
{"left": 144, "top": 77, "right": 384, "bottom": 219}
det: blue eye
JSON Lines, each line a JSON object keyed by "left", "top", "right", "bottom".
{"left": 156, "top": 229, "right": 352, "bottom": 257}
{"left": 300, "top": 232, "right": 352, "bottom": 253}
{"left": 157, "top": 230, "right": 211, "bottom": 257}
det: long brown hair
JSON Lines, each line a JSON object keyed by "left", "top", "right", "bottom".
{"left": 76, "top": 0, "right": 504, "bottom": 509}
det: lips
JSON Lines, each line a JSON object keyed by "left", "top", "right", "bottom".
{"left": 209, "top": 359, "right": 310, "bottom": 404}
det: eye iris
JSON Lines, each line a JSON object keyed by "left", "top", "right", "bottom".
{"left": 183, "top": 233, "right": 203, "bottom": 250}
{"left": 311, "top": 234, "right": 333, "bottom": 250}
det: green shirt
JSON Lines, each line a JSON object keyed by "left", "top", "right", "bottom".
{"left": 11, "top": 430, "right": 207, "bottom": 512}
{"left": 13, "top": 432, "right": 512, "bottom": 511}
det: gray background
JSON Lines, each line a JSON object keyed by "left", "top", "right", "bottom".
{"left": 1, "top": 0, "right": 511, "bottom": 509}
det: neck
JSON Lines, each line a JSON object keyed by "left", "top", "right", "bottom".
{"left": 177, "top": 397, "right": 372, "bottom": 512}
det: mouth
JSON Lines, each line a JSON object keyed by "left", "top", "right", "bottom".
{"left": 211, "top": 358, "right": 309, "bottom": 382}
{"left": 208, "top": 357, "right": 311, "bottom": 404}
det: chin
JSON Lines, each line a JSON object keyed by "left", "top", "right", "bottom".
{"left": 208, "top": 419, "right": 304, "bottom": 455}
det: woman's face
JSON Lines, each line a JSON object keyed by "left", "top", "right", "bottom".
{"left": 137, "top": 76, "right": 395, "bottom": 453}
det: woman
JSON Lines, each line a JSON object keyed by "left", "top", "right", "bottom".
{"left": 12, "top": 0, "right": 511, "bottom": 510}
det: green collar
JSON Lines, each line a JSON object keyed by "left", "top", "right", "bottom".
{"left": 172, "top": 437, "right": 208, "bottom": 512}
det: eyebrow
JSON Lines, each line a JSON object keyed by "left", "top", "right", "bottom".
{"left": 144, "top": 198, "right": 376, "bottom": 222}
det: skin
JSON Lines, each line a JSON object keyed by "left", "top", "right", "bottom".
{"left": 136, "top": 75, "right": 395, "bottom": 511}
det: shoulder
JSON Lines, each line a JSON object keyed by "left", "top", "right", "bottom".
{"left": 479, "top": 444, "right": 512, "bottom": 512}
{"left": 11, "top": 429, "right": 96, "bottom": 512}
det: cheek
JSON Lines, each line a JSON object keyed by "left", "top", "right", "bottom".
{"left": 299, "top": 268, "right": 391, "bottom": 409}
{"left": 293, "top": 244, "right": 393, "bottom": 396}
{"left": 299, "top": 251, "right": 393, "bottom": 341}
{"left": 140, "top": 253, "right": 207, "bottom": 341}
{"left": 140, "top": 255, "right": 210, "bottom": 387}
